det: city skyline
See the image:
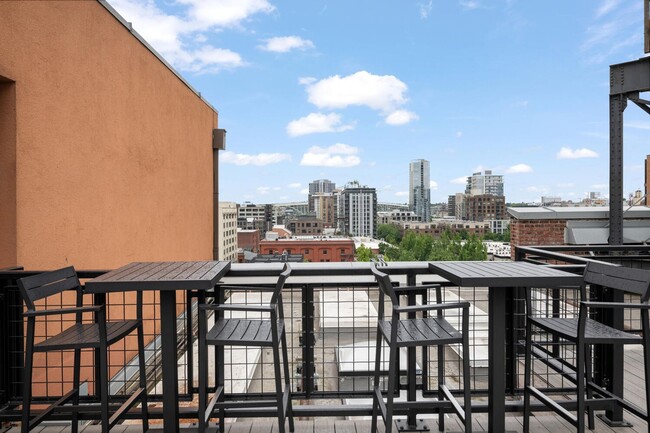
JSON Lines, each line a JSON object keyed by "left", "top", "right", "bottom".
{"left": 107, "top": 0, "right": 649, "bottom": 204}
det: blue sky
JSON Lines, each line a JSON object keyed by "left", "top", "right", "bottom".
{"left": 108, "top": 0, "right": 650, "bottom": 204}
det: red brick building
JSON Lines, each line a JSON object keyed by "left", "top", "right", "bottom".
{"left": 238, "top": 229, "right": 260, "bottom": 253}
{"left": 260, "top": 238, "right": 355, "bottom": 262}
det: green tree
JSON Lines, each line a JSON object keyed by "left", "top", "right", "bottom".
{"left": 383, "top": 230, "right": 487, "bottom": 262}
{"left": 377, "top": 224, "right": 402, "bottom": 244}
{"left": 355, "top": 244, "right": 375, "bottom": 261}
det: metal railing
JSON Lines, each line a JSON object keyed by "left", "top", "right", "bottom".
{"left": 0, "top": 249, "right": 648, "bottom": 426}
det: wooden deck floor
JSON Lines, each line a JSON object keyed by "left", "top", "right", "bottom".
{"left": 5, "top": 347, "right": 648, "bottom": 433}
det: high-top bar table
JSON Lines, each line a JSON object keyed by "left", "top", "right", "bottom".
{"left": 428, "top": 261, "right": 583, "bottom": 433}
{"left": 85, "top": 261, "right": 231, "bottom": 433}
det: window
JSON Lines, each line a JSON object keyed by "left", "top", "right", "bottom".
{"left": 304, "top": 249, "right": 310, "bottom": 254}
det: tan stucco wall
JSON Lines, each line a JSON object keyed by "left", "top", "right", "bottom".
{"left": 0, "top": 1, "right": 218, "bottom": 269}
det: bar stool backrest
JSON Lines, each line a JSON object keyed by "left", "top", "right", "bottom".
{"left": 583, "top": 261, "right": 650, "bottom": 302}
{"left": 371, "top": 265, "right": 398, "bottom": 307}
{"left": 270, "top": 263, "right": 292, "bottom": 306}
{"left": 18, "top": 266, "right": 81, "bottom": 311}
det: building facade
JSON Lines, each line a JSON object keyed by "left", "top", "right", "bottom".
{"left": 287, "top": 215, "right": 325, "bottom": 235}
{"left": 218, "top": 202, "right": 238, "bottom": 262}
{"left": 465, "top": 170, "right": 504, "bottom": 196}
{"left": 312, "top": 193, "right": 337, "bottom": 227}
{"left": 0, "top": 1, "right": 220, "bottom": 270}
{"left": 238, "top": 203, "right": 273, "bottom": 236}
{"left": 464, "top": 194, "right": 507, "bottom": 222}
{"left": 337, "top": 181, "right": 377, "bottom": 237}
{"left": 237, "top": 229, "right": 261, "bottom": 253}
{"left": 409, "top": 159, "right": 431, "bottom": 222}
{"left": 308, "top": 179, "right": 336, "bottom": 212}
{"left": 259, "top": 238, "right": 355, "bottom": 262}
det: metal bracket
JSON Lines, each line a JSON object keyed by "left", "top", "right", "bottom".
{"left": 395, "top": 418, "right": 430, "bottom": 432}
{"left": 597, "top": 414, "right": 633, "bottom": 427}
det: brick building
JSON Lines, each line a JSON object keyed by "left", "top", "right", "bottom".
{"left": 508, "top": 207, "right": 650, "bottom": 258}
{"left": 237, "top": 229, "right": 261, "bottom": 253}
{"left": 259, "top": 238, "right": 355, "bottom": 262}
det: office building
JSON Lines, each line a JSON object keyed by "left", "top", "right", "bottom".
{"left": 337, "top": 181, "right": 377, "bottom": 237}
{"left": 409, "top": 159, "right": 431, "bottom": 222}
{"left": 465, "top": 170, "right": 504, "bottom": 196}
{"left": 308, "top": 179, "right": 336, "bottom": 212}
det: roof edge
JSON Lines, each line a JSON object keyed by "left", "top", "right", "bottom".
{"left": 97, "top": 0, "right": 218, "bottom": 115}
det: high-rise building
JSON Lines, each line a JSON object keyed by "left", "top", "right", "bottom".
{"left": 337, "top": 181, "right": 377, "bottom": 237}
{"left": 465, "top": 170, "right": 504, "bottom": 196}
{"left": 409, "top": 159, "right": 431, "bottom": 222}
{"left": 308, "top": 179, "right": 336, "bottom": 212}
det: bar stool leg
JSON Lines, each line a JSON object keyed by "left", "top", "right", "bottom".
{"left": 523, "top": 318, "right": 533, "bottom": 433}
{"left": 437, "top": 345, "right": 444, "bottom": 432}
{"left": 585, "top": 345, "right": 594, "bottom": 430}
{"left": 384, "top": 344, "right": 398, "bottom": 433}
{"left": 99, "top": 340, "right": 110, "bottom": 433}
{"left": 371, "top": 327, "right": 383, "bottom": 433}
{"left": 272, "top": 338, "right": 286, "bottom": 433}
{"left": 198, "top": 309, "right": 208, "bottom": 433}
{"left": 22, "top": 321, "right": 35, "bottom": 433}
{"left": 462, "top": 333, "right": 472, "bottom": 432}
{"left": 576, "top": 341, "right": 585, "bottom": 433}
{"left": 72, "top": 348, "right": 81, "bottom": 433}
{"left": 280, "top": 327, "right": 295, "bottom": 432}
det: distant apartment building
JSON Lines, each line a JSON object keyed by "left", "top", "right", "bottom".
{"left": 465, "top": 194, "right": 507, "bottom": 222}
{"left": 237, "top": 229, "right": 260, "bottom": 253}
{"left": 218, "top": 202, "right": 238, "bottom": 261}
{"left": 286, "top": 215, "right": 324, "bottom": 235}
{"left": 259, "top": 237, "right": 355, "bottom": 262}
{"left": 378, "top": 210, "right": 419, "bottom": 225}
{"left": 400, "top": 220, "right": 488, "bottom": 238}
{"left": 273, "top": 201, "right": 309, "bottom": 225}
{"left": 312, "top": 193, "right": 337, "bottom": 227}
{"left": 409, "top": 159, "right": 431, "bottom": 222}
{"left": 238, "top": 202, "right": 273, "bottom": 236}
{"left": 308, "top": 179, "right": 336, "bottom": 212}
{"left": 377, "top": 202, "right": 409, "bottom": 212}
{"left": 465, "top": 170, "right": 504, "bottom": 196}
{"left": 541, "top": 196, "right": 562, "bottom": 206}
{"left": 487, "top": 219, "right": 510, "bottom": 235}
{"left": 337, "top": 181, "right": 377, "bottom": 237}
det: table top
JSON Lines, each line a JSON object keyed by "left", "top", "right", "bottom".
{"left": 428, "top": 261, "right": 583, "bottom": 287}
{"left": 85, "top": 261, "right": 231, "bottom": 292}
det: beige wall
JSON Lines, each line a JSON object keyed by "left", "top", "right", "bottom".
{"left": 0, "top": 1, "right": 218, "bottom": 269}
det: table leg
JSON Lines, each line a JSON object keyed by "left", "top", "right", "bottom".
{"left": 160, "top": 290, "right": 180, "bottom": 433}
{"left": 488, "top": 287, "right": 507, "bottom": 433}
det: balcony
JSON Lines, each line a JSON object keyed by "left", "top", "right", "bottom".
{"left": 1, "top": 245, "right": 650, "bottom": 432}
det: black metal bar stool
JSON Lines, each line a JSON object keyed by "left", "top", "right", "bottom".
{"left": 370, "top": 264, "right": 472, "bottom": 433}
{"left": 198, "top": 264, "right": 294, "bottom": 433}
{"left": 18, "top": 266, "right": 149, "bottom": 433}
{"left": 524, "top": 261, "right": 650, "bottom": 433}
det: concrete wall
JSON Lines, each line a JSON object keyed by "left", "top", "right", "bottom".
{"left": 0, "top": 1, "right": 218, "bottom": 270}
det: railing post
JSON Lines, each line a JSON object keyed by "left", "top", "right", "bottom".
{"left": 301, "top": 284, "right": 315, "bottom": 398}
{"left": 405, "top": 272, "right": 419, "bottom": 430}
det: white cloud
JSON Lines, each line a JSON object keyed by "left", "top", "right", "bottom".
{"left": 419, "top": 0, "right": 433, "bottom": 19}
{"left": 221, "top": 151, "right": 291, "bottom": 166}
{"left": 557, "top": 182, "right": 576, "bottom": 188}
{"left": 526, "top": 186, "right": 548, "bottom": 193}
{"left": 556, "top": 147, "right": 599, "bottom": 159}
{"left": 385, "top": 110, "right": 419, "bottom": 125}
{"left": 300, "top": 188, "right": 309, "bottom": 195}
{"left": 459, "top": 0, "right": 481, "bottom": 10}
{"left": 430, "top": 181, "right": 438, "bottom": 190}
{"left": 591, "top": 184, "right": 608, "bottom": 189}
{"left": 395, "top": 191, "right": 409, "bottom": 197}
{"left": 595, "top": 0, "right": 622, "bottom": 19}
{"left": 302, "top": 71, "right": 413, "bottom": 120}
{"left": 286, "top": 112, "right": 354, "bottom": 137}
{"left": 626, "top": 120, "right": 650, "bottom": 130}
{"left": 257, "top": 186, "right": 271, "bottom": 195}
{"left": 300, "top": 143, "right": 360, "bottom": 167}
{"left": 456, "top": 131, "right": 463, "bottom": 138}
{"left": 450, "top": 176, "right": 468, "bottom": 185}
{"left": 259, "top": 36, "right": 315, "bottom": 53}
{"left": 178, "top": 0, "right": 275, "bottom": 29}
{"left": 288, "top": 183, "right": 301, "bottom": 188}
{"left": 506, "top": 164, "right": 533, "bottom": 174}
{"left": 108, "top": 0, "right": 274, "bottom": 73}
